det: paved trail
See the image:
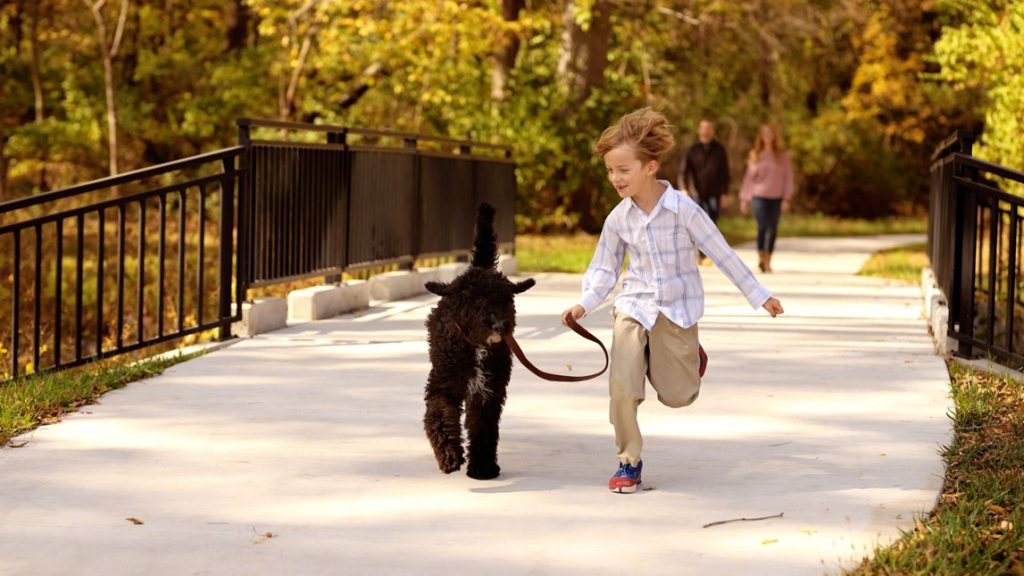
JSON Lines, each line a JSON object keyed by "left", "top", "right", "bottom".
{"left": 0, "top": 235, "right": 950, "bottom": 576}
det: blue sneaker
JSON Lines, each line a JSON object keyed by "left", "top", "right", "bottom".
{"left": 608, "top": 460, "right": 643, "bottom": 493}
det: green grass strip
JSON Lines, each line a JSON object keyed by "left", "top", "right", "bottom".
{"left": 1, "top": 352, "right": 199, "bottom": 446}
{"left": 858, "top": 242, "right": 929, "bottom": 284}
{"left": 847, "top": 364, "right": 1024, "bottom": 574}
{"left": 518, "top": 215, "right": 926, "bottom": 274}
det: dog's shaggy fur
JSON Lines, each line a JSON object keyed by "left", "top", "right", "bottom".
{"left": 423, "top": 204, "right": 535, "bottom": 480}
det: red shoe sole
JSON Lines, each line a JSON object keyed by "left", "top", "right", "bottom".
{"left": 698, "top": 345, "right": 708, "bottom": 378}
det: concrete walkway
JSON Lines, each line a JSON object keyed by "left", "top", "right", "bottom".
{"left": 0, "top": 235, "right": 951, "bottom": 576}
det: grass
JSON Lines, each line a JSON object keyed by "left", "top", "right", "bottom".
{"left": 516, "top": 233, "right": 601, "bottom": 273}
{"left": 0, "top": 352, "right": 198, "bottom": 446}
{"left": 518, "top": 214, "right": 926, "bottom": 273}
{"left": 846, "top": 364, "right": 1024, "bottom": 575}
{"left": 858, "top": 242, "right": 930, "bottom": 284}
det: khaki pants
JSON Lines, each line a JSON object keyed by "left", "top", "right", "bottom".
{"left": 610, "top": 309, "right": 701, "bottom": 465}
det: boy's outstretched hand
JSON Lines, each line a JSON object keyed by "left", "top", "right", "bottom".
{"left": 763, "top": 297, "right": 784, "bottom": 317}
{"left": 562, "top": 304, "right": 586, "bottom": 326}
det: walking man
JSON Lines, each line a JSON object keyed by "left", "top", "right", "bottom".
{"left": 679, "top": 119, "right": 731, "bottom": 224}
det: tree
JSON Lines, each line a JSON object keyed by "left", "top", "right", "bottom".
{"left": 934, "top": 0, "right": 1024, "bottom": 171}
{"left": 82, "top": 0, "right": 130, "bottom": 177}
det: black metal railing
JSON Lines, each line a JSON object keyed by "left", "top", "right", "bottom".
{"left": 930, "top": 131, "right": 1024, "bottom": 367}
{"left": 1, "top": 119, "right": 516, "bottom": 381}
{"left": 0, "top": 148, "right": 246, "bottom": 379}
{"left": 240, "top": 118, "right": 516, "bottom": 286}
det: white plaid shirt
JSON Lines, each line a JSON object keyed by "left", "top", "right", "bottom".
{"left": 578, "top": 181, "right": 771, "bottom": 330}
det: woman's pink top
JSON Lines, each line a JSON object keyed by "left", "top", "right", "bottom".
{"left": 739, "top": 150, "right": 794, "bottom": 202}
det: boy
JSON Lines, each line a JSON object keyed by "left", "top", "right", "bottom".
{"left": 562, "top": 108, "right": 784, "bottom": 493}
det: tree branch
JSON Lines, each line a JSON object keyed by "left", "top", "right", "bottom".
{"left": 109, "top": 0, "right": 129, "bottom": 58}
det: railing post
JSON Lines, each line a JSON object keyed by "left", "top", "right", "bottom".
{"left": 325, "top": 129, "right": 347, "bottom": 284}
{"left": 218, "top": 157, "right": 236, "bottom": 341}
{"left": 237, "top": 118, "right": 254, "bottom": 293}
{"left": 408, "top": 136, "right": 421, "bottom": 271}
{"left": 951, "top": 153, "right": 977, "bottom": 358}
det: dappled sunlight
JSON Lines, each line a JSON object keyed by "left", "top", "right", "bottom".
{"left": 0, "top": 235, "right": 953, "bottom": 576}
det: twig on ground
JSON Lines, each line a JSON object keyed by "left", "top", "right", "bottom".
{"left": 703, "top": 512, "right": 784, "bottom": 528}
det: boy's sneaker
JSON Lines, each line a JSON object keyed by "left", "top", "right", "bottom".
{"left": 699, "top": 345, "right": 708, "bottom": 378}
{"left": 609, "top": 460, "right": 643, "bottom": 493}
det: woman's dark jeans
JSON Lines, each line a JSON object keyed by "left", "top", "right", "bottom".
{"left": 752, "top": 197, "right": 782, "bottom": 253}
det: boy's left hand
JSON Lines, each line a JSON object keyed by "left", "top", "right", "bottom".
{"left": 763, "top": 297, "right": 784, "bottom": 317}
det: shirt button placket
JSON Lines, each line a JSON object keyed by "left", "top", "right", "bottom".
{"left": 646, "top": 223, "right": 663, "bottom": 304}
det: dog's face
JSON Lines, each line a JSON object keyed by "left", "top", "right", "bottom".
{"left": 426, "top": 269, "right": 535, "bottom": 346}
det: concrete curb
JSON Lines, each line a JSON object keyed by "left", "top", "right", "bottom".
{"left": 921, "top": 266, "right": 953, "bottom": 355}
{"left": 437, "top": 262, "right": 469, "bottom": 283}
{"left": 288, "top": 281, "right": 369, "bottom": 323}
{"left": 233, "top": 298, "right": 287, "bottom": 337}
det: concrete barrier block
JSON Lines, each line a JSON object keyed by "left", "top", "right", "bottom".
{"left": 498, "top": 254, "right": 517, "bottom": 276}
{"left": 369, "top": 270, "right": 425, "bottom": 301}
{"left": 418, "top": 267, "right": 441, "bottom": 286}
{"left": 437, "top": 262, "right": 469, "bottom": 283}
{"left": 920, "top": 267, "right": 936, "bottom": 298}
{"left": 233, "top": 297, "right": 287, "bottom": 337}
{"left": 339, "top": 280, "right": 370, "bottom": 313}
{"left": 932, "top": 304, "right": 950, "bottom": 355}
{"left": 289, "top": 282, "right": 369, "bottom": 322}
{"left": 926, "top": 292, "right": 945, "bottom": 322}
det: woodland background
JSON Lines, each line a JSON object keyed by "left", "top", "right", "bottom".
{"left": 0, "top": 0, "right": 1022, "bottom": 233}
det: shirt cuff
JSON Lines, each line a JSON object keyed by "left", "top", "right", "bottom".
{"left": 746, "top": 286, "right": 772, "bottom": 310}
{"left": 578, "top": 292, "right": 605, "bottom": 316}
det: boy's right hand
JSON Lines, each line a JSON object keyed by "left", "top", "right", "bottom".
{"left": 562, "top": 305, "right": 586, "bottom": 326}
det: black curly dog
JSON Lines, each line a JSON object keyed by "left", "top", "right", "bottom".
{"left": 423, "top": 204, "right": 535, "bottom": 480}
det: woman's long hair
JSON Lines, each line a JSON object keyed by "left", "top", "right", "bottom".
{"left": 750, "top": 122, "right": 786, "bottom": 164}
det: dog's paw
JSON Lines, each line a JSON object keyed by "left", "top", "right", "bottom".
{"left": 466, "top": 461, "right": 500, "bottom": 480}
{"left": 436, "top": 445, "right": 465, "bottom": 474}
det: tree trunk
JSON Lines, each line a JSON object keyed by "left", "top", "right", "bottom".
{"left": 557, "top": 0, "right": 613, "bottom": 233}
{"left": 225, "top": 0, "right": 249, "bottom": 52}
{"left": 30, "top": 0, "right": 48, "bottom": 190}
{"left": 0, "top": 129, "right": 8, "bottom": 202}
{"left": 339, "top": 62, "right": 386, "bottom": 109}
{"left": 30, "top": 0, "right": 44, "bottom": 122}
{"left": 83, "top": 0, "right": 130, "bottom": 177}
{"left": 279, "top": 0, "right": 324, "bottom": 120}
{"left": 491, "top": 0, "right": 524, "bottom": 101}
{"left": 557, "top": 0, "right": 612, "bottom": 102}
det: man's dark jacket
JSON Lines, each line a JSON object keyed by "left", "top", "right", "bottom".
{"left": 679, "top": 140, "right": 730, "bottom": 200}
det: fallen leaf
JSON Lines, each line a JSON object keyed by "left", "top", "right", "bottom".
{"left": 761, "top": 539, "right": 778, "bottom": 545}
{"left": 126, "top": 517, "right": 144, "bottom": 525}
{"left": 988, "top": 504, "right": 1009, "bottom": 517}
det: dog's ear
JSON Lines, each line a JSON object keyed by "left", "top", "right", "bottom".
{"left": 425, "top": 281, "right": 452, "bottom": 296}
{"left": 511, "top": 278, "right": 536, "bottom": 294}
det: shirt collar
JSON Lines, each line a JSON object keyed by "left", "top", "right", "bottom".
{"left": 627, "top": 180, "right": 680, "bottom": 218}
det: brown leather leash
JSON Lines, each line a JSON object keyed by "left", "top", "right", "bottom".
{"left": 503, "top": 317, "right": 609, "bottom": 382}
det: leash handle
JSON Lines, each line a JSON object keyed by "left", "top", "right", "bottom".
{"left": 504, "top": 317, "right": 609, "bottom": 382}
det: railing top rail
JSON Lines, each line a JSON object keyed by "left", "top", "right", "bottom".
{"left": 953, "top": 152, "right": 1024, "bottom": 186}
{"left": 0, "top": 146, "right": 245, "bottom": 215}
{"left": 931, "top": 129, "right": 975, "bottom": 162}
{"left": 238, "top": 118, "right": 512, "bottom": 154}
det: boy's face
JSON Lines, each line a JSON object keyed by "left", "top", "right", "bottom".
{"left": 604, "top": 145, "right": 658, "bottom": 200}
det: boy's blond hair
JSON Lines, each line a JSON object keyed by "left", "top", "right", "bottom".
{"left": 593, "top": 107, "right": 676, "bottom": 162}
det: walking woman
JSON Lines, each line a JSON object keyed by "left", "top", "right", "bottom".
{"left": 739, "top": 123, "right": 794, "bottom": 273}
